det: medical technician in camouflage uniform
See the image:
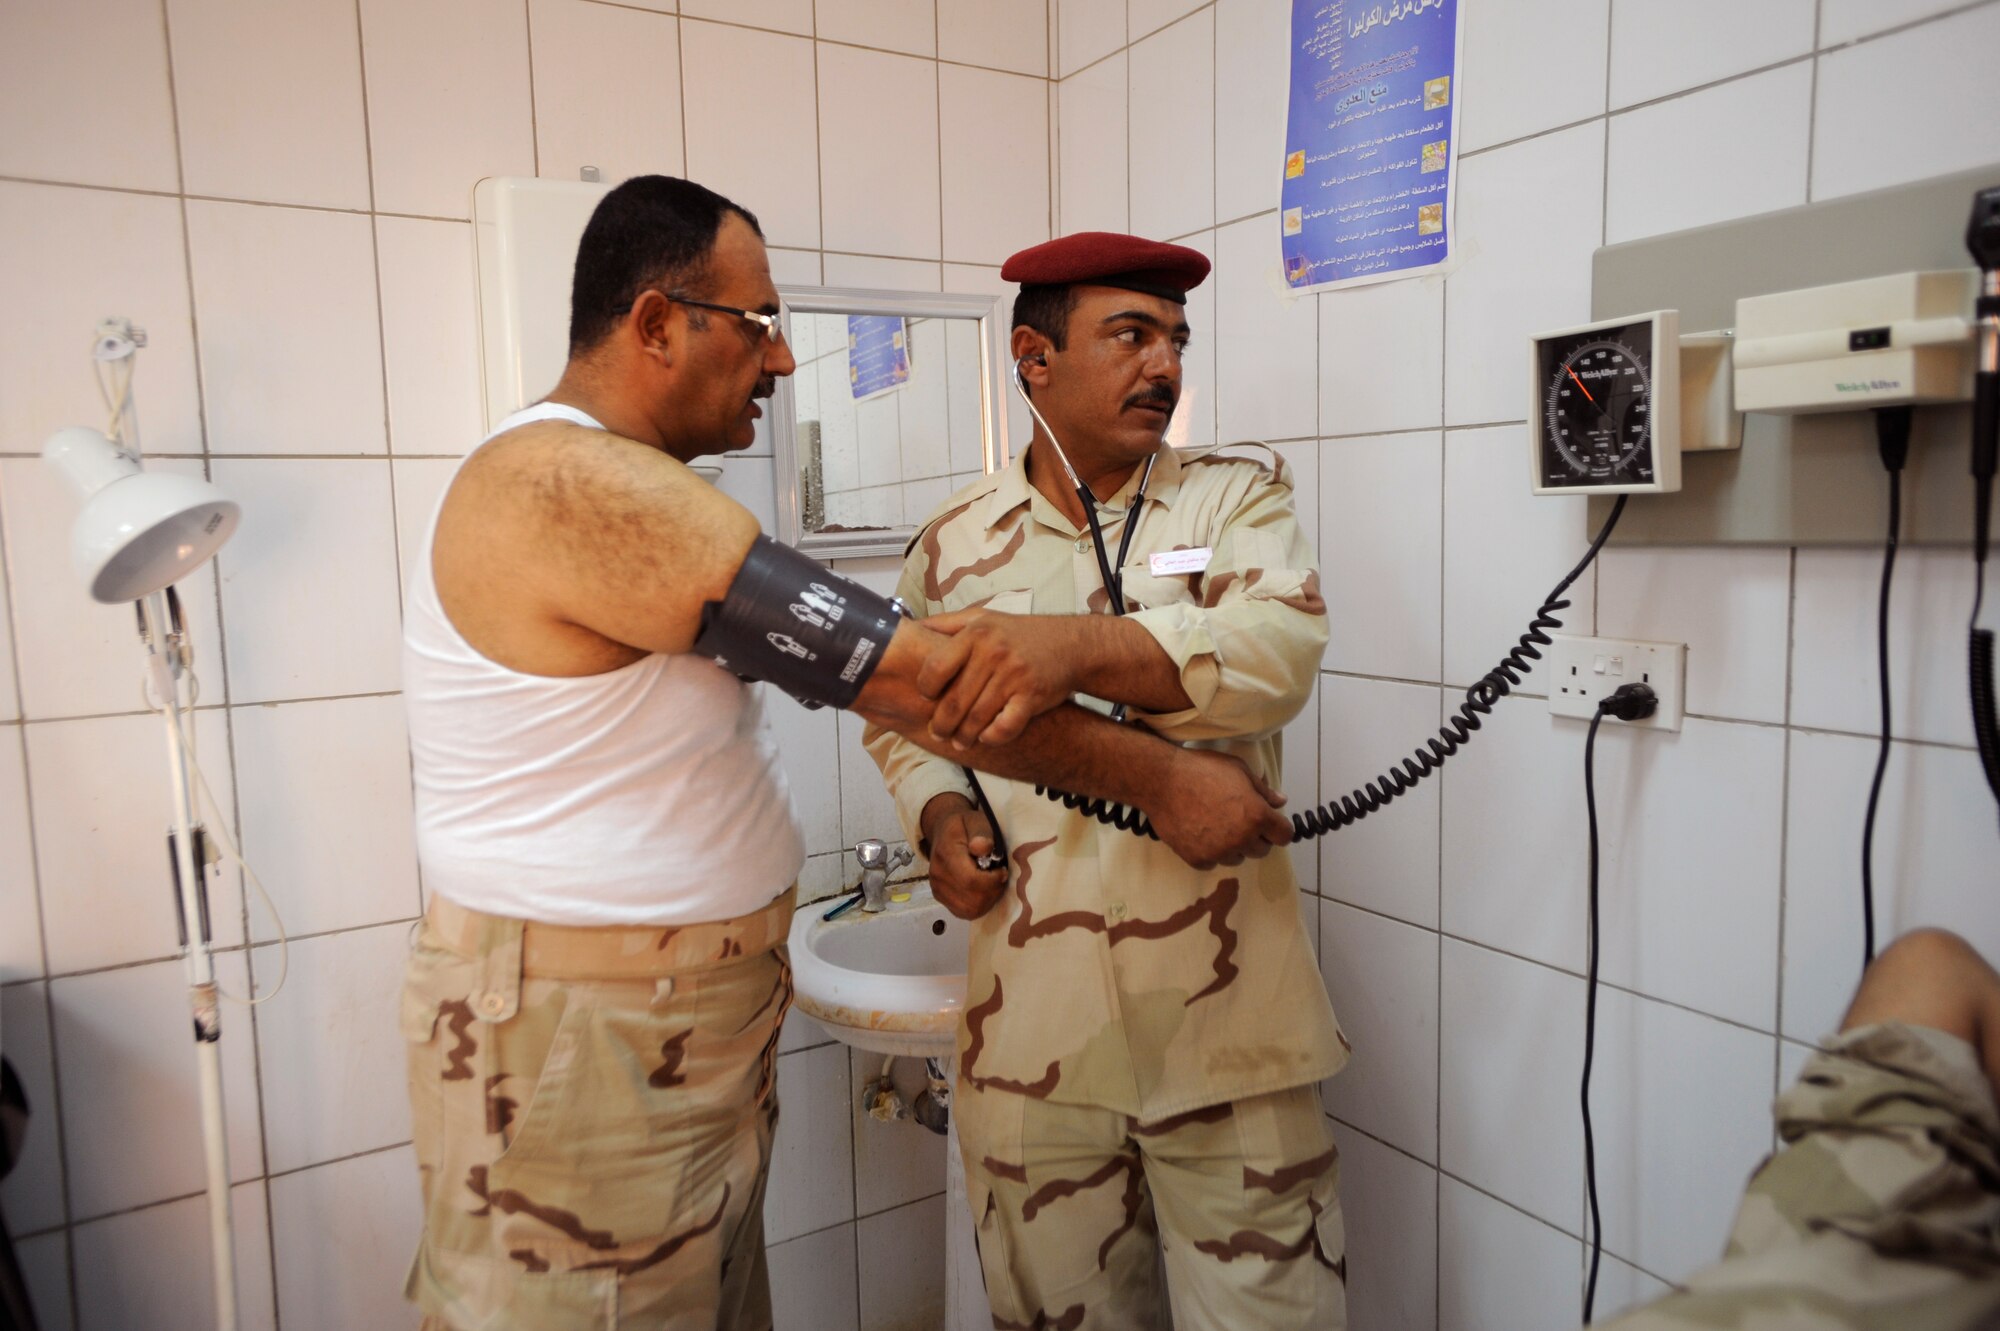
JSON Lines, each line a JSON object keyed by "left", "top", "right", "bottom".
{"left": 865, "top": 232, "right": 1350, "bottom": 1331}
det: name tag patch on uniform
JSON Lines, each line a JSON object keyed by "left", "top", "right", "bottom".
{"left": 1148, "top": 547, "right": 1213, "bottom": 577}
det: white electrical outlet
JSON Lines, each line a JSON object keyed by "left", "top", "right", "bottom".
{"left": 1545, "top": 634, "right": 1686, "bottom": 731}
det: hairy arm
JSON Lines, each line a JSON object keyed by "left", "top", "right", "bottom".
{"left": 857, "top": 624, "right": 1289, "bottom": 868}
{"left": 433, "top": 420, "right": 760, "bottom": 669}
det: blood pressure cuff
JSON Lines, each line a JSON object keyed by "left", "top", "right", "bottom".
{"left": 692, "top": 534, "right": 903, "bottom": 710}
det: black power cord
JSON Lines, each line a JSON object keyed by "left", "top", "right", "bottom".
{"left": 1580, "top": 681, "right": 1658, "bottom": 1325}
{"left": 1859, "top": 406, "right": 1913, "bottom": 970}
{"left": 1035, "top": 494, "right": 1633, "bottom": 842}
{"left": 1965, "top": 186, "right": 2000, "bottom": 825}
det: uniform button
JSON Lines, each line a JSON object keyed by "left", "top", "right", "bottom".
{"left": 1106, "top": 902, "right": 1128, "bottom": 921}
{"left": 1075, "top": 538, "right": 1089, "bottom": 553}
{"left": 477, "top": 992, "right": 507, "bottom": 1017}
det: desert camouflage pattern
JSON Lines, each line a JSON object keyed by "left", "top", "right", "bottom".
{"left": 1599, "top": 1021, "right": 2000, "bottom": 1331}
{"left": 864, "top": 443, "right": 1347, "bottom": 1123}
{"left": 960, "top": 1079, "right": 1346, "bottom": 1330}
{"left": 402, "top": 889, "right": 794, "bottom": 1330}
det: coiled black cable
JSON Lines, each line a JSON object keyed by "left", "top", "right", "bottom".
{"left": 1031, "top": 494, "right": 1631, "bottom": 842}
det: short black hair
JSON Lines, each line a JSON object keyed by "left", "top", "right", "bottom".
{"left": 567, "top": 175, "right": 764, "bottom": 356}
{"left": 1012, "top": 283, "right": 1079, "bottom": 353}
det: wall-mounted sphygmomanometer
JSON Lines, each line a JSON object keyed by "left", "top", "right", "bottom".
{"left": 1529, "top": 310, "right": 1739, "bottom": 496}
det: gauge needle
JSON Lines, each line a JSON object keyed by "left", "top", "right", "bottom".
{"left": 1565, "top": 365, "right": 1597, "bottom": 403}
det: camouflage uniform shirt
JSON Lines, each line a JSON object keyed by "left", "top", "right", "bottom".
{"left": 864, "top": 442, "right": 1349, "bottom": 1123}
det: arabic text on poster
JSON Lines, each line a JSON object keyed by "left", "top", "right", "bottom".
{"left": 1280, "top": 0, "right": 1463, "bottom": 292}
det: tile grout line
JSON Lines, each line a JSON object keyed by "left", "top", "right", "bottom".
{"left": 812, "top": 1, "right": 828, "bottom": 279}
{"left": 1329, "top": 890, "right": 1793, "bottom": 1042}
{"left": 1804, "top": 0, "right": 1822, "bottom": 202}
{"left": 1336, "top": 1110, "right": 1681, "bottom": 1285}
{"left": 356, "top": 0, "right": 428, "bottom": 953}
{"left": 524, "top": 0, "right": 542, "bottom": 178}
{"left": 676, "top": 10, "right": 691, "bottom": 179}
{"left": 1774, "top": 543, "right": 1803, "bottom": 1122}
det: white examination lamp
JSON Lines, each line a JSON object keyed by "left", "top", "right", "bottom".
{"left": 42, "top": 426, "right": 238, "bottom": 603}
{"left": 41, "top": 325, "right": 245, "bottom": 1331}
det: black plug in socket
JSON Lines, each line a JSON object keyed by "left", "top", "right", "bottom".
{"left": 1598, "top": 682, "right": 1659, "bottom": 722}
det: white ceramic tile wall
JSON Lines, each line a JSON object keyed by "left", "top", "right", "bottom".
{"left": 1320, "top": 902, "right": 1439, "bottom": 1162}
{"left": 769, "top": 1221, "right": 861, "bottom": 1331}
{"left": 375, "top": 218, "right": 486, "bottom": 457}
{"left": 166, "top": 0, "right": 372, "bottom": 210}
{"left": 526, "top": 0, "right": 686, "bottom": 194}
{"left": 817, "top": 45, "right": 944, "bottom": 261}
{"left": 1437, "top": 1177, "right": 1582, "bottom": 1331}
{"left": 941, "top": 67, "right": 1054, "bottom": 267}
{"left": 1057, "top": 50, "right": 1130, "bottom": 235}
{"left": 856, "top": 1194, "right": 948, "bottom": 1330}
{"left": 1604, "top": 62, "right": 1814, "bottom": 245}
{"left": 939, "top": 0, "right": 1049, "bottom": 77}
{"left": 1127, "top": 9, "right": 1215, "bottom": 243}
{"left": 2, "top": 6, "right": 1052, "bottom": 1325}
{"left": 1455, "top": 0, "right": 1608, "bottom": 154}
{"left": 1607, "top": 0, "right": 1815, "bottom": 110}
{"left": 267, "top": 1146, "right": 423, "bottom": 1331}
{"left": 0, "top": 0, "right": 180, "bottom": 194}
{"left": 1811, "top": 3, "right": 2000, "bottom": 201}
{"left": 357, "top": 0, "right": 536, "bottom": 219}
{"left": 1586, "top": 987, "right": 1776, "bottom": 1282}
{"left": 0, "top": 184, "right": 204, "bottom": 457}
{"left": 186, "top": 204, "right": 386, "bottom": 460}
{"left": 71, "top": 1180, "right": 278, "bottom": 1331}
{"left": 1329, "top": 1121, "right": 1437, "bottom": 1331}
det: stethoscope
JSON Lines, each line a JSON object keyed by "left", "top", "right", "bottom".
{"left": 1008, "top": 354, "right": 1159, "bottom": 623}
{"left": 955, "top": 357, "right": 1166, "bottom": 871}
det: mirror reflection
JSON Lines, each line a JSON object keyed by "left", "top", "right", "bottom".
{"left": 788, "top": 312, "right": 991, "bottom": 536}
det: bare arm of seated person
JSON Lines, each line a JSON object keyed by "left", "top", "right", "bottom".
{"left": 432, "top": 420, "right": 1286, "bottom": 869}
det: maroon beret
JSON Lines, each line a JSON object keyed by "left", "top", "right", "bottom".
{"left": 1000, "top": 231, "right": 1211, "bottom": 305}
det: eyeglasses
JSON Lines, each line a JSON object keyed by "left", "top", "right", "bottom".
{"left": 666, "top": 296, "right": 785, "bottom": 343}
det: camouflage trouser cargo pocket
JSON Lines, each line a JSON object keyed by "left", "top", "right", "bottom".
{"left": 401, "top": 907, "right": 792, "bottom": 1331}
{"left": 960, "top": 1079, "right": 1346, "bottom": 1331}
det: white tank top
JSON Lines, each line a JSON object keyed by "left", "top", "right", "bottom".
{"left": 402, "top": 403, "right": 805, "bottom": 925}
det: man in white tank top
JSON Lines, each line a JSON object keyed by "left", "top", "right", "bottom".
{"left": 401, "top": 176, "right": 1299, "bottom": 1330}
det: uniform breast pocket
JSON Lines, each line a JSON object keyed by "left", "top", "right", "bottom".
{"left": 1118, "top": 564, "right": 1200, "bottom": 612}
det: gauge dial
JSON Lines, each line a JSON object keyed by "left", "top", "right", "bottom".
{"left": 1530, "top": 313, "right": 1678, "bottom": 496}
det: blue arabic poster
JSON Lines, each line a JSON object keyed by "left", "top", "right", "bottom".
{"left": 1280, "top": 0, "right": 1463, "bottom": 291}
{"left": 847, "top": 315, "right": 911, "bottom": 401}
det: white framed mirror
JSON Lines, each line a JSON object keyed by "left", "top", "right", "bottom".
{"left": 771, "top": 287, "right": 1013, "bottom": 560}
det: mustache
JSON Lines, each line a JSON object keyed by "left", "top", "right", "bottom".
{"left": 753, "top": 376, "right": 777, "bottom": 400}
{"left": 1124, "top": 385, "right": 1177, "bottom": 412}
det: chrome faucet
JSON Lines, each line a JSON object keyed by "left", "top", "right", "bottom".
{"left": 853, "top": 838, "right": 914, "bottom": 913}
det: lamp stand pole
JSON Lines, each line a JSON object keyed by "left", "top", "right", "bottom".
{"left": 139, "top": 590, "right": 239, "bottom": 1331}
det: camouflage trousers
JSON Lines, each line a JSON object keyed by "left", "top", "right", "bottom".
{"left": 957, "top": 1078, "right": 1346, "bottom": 1331}
{"left": 401, "top": 887, "right": 795, "bottom": 1331}
{"left": 1600, "top": 1021, "right": 2000, "bottom": 1331}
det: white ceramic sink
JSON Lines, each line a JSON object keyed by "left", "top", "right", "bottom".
{"left": 788, "top": 883, "right": 969, "bottom": 1058}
